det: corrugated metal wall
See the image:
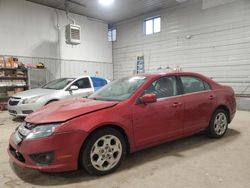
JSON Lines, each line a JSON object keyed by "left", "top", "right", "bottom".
{"left": 113, "top": 0, "right": 250, "bottom": 95}
{"left": 6, "top": 55, "right": 113, "bottom": 81}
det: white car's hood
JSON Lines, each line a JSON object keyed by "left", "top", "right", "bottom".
{"left": 12, "top": 88, "right": 59, "bottom": 99}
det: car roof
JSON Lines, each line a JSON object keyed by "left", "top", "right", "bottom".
{"left": 90, "top": 76, "right": 107, "bottom": 80}
{"left": 68, "top": 76, "right": 107, "bottom": 80}
{"left": 59, "top": 76, "right": 89, "bottom": 80}
{"left": 55, "top": 77, "right": 75, "bottom": 79}
{"left": 139, "top": 71, "right": 207, "bottom": 79}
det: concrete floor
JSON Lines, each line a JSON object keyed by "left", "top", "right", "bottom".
{"left": 0, "top": 111, "right": 249, "bottom": 188}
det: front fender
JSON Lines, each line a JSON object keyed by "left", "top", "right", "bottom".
{"left": 58, "top": 105, "right": 136, "bottom": 152}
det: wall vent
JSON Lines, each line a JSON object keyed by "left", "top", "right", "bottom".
{"left": 65, "top": 24, "right": 81, "bottom": 45}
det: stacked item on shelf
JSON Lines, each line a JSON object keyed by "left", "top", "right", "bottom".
{"left": 0, "top": 57, "right": 19, "bottom": 69}
{"left": 0, "top": 80, "right": 26, "bottom": 87}
{"left": 0, "top": 56, "right": 4, "bottom": 68}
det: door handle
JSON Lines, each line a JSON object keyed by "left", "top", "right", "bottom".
{"left": 209, "top": 95, "right": 216, "bottom": 100}
{"left": 172, "top": 102, "right": 182, "bottom": 108}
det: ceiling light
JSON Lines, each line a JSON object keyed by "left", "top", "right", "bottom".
{"left": 98, "top": 0, "right": 114, "bottom": 6}
{"left": 176, "top": 0, "right": 187, "bottom": 3}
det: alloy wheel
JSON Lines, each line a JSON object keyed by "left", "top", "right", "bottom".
{"left": 214, "top": 112, "right": 227, "bottom": 135}
{"left": 90, "top": 135, "right": 122, "bottom": 171}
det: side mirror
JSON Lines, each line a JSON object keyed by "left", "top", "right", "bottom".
{"left": 139, "top": 94, "right": 157, "bottom": 104}
{"left": 68, "top": 85, "right": 79, "bottom": 91}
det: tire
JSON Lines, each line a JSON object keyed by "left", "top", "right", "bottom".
{"left": 80, "top": 127, "right": 126, "bottom": 176}
{"left": 207, "top": 109, "right": 228, "bottom": 138}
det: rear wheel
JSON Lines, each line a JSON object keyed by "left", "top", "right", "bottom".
{"left": 80, "top": 128, "right": 126, "bottom": 176}
{"left": 207, "top": 109, "right": 228, "bottom": 138}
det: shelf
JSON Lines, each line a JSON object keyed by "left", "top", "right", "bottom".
{"left": 0, "top": 76, "right": 27, "bottom": 80}
{"left": 0, "top": 65, "right": 28, "bottom": 102}
{"left": 0, "top": 68, "right": 27, "bottom": 71}
{"left": 0, "top": 86, "right": 27, "bottom": 88}
{"left": 0, "top": 96, "right": 10, "bottom": 99}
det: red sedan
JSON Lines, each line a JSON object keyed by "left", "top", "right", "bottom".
{"left": 8, "top": 72, "right": 236, "bottom": 175}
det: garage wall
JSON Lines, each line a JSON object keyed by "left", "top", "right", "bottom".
{"left": 12, "top": 56, "right": 113, "bottom": 82}
{"left": 0, "top": 0, "right": 113, "bottom": 79}
{"left": 113, "top": 0, "right": 250, "bottom": 95}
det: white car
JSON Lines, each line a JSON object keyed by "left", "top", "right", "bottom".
{"left": 8, "top": 76, "right": 108, "bottom": 117}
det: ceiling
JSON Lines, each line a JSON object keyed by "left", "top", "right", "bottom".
{"left": 26, "top": 0, "right": 182, "bottom": 24}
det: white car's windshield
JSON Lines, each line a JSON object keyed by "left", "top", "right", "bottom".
{"left": 42, "top": 78, "right": 74, "bottom": 90}
{"left": 89, "top": 76, "right": 147, "bottom": 101}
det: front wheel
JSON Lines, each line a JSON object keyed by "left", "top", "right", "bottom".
{"left": 207, "top": 109, "right": 228, "bottom": 138}
{"left": 80, "top": 128, "right": 126, "bottom": 176}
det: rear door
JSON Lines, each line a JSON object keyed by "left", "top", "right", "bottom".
{"left": 132, "top": 76, "right": 184, "bottom": 148}
{"left": 179, "top": 76, "right": 217, "bottom": 133}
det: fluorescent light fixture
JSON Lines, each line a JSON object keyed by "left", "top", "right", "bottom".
{"left": 98, "top": 0, "right": 114, "bottom": 6}
{"left": 176, "top": 0, "right": 187, "bottom": 3}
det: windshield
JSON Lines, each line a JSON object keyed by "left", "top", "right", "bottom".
{"left": 89, "top": 76, "right": 147, "bottom": 101}
{"left": 42, "top": 78, "right": 74, "bottom": 90}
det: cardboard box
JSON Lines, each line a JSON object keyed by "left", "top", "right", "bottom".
{"left": 5, "top": 61, "right": 11, "bottom": 68}
{"left": 7, "top": 91, "right": 15, "bottom": 97}
{"left": 14, "top": 88, "right": 24, "bottom": 94}
{"left": 0, "top": 59, "right": 4, "bottom": 68}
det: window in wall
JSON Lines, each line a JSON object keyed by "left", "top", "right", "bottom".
{"left": 145, "top": 16, "right": 161, "bottom": 35}
{"left": 108, "top": 28, "right": 117, "bottom": 42}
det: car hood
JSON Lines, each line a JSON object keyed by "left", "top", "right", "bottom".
{"left": 13, "top": 88, "right": 58, "bottom": 99}
{"left": 25, "top": 97, "right": 118, "bottom": 124}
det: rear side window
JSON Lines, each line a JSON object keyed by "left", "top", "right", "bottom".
{"left": 144, "top": 76, "right": 178, "bottom": 99}
{"left": 203, "top": 81, "right": 211, "bottom": 90}
{"left": 73, "top": 78, "right": 91, "bottom": 89}
{"left": 91, "top": 77, "right": 108, "bottom": 91}
{"left": 180, "top": 76, "right": 210, "bottom": 94}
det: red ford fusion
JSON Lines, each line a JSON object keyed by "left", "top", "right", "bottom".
{"left": 8, "top": 72, "right": 236, "bottom": 175}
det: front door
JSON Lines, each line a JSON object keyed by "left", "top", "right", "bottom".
{"left": 132, "top": 76, "right": 184, "bottom": 148}
{"left": 64, "top": 77, "right": 94, "bottom": 99}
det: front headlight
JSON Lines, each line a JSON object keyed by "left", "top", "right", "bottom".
{"left": 26, "top": 124, "right": 59, "bottom": 140}
{"left": 22, "top": 96, "right": 41, "bottom": 104}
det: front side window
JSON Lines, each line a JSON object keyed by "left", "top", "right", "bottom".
{"left": 144, "top": 76, "right": 178, "bottom": 99}
{"left": 145, "top": 16, "right": 161, "bottom": 35}
{"left": 89, "top": 76, "right": 147, "bottom": 101}
{"left": 204, "top": 81, "right": 211, "bottom": 90}
{"left": 180, "top": 76, "right": 210, "bottom": 94}
{"left": 72, "top": 78, "right": 91, "bottom": 89}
